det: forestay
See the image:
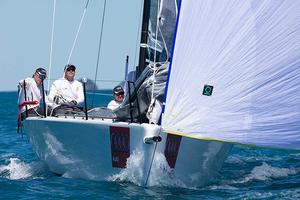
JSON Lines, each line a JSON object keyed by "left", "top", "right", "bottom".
{"left": 162, "top": 0, "right": 300, "bottom": 149}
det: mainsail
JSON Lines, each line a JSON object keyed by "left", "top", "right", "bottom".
{"left": 162, "top": 0, "right": 300, "bottom": 149}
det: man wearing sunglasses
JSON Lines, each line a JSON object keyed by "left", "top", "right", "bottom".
{"left": 107, "top": 85, "right": 124, "bottom": 110}
{"left": 18, "top": 67, "right": 47, "bottom": 119}
{"left": 48, "top": 64, "right": 84, "bottom": 110}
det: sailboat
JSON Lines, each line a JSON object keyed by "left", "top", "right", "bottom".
{"left": 23, "top": 0, "right": 300, "bottom": 187}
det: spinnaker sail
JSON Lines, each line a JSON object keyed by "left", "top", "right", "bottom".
{"left": 162, "top": 0, "right": 300, "bottom": 149}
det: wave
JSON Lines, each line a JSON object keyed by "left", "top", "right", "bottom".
{"left": 234, "top": 162, "right": 297, "bottom": 184}
{"left": 0, "top": 157, "right": 47, "bottom": 180}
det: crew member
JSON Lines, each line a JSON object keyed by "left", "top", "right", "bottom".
{"left": 107, "top": 85, "right": 124, "bottom": 110}
{"left": 48, "top": 64, "right": 84, "bottom": 111}
{"left": 18, "top": 67, "right": 47, "bottom": 119}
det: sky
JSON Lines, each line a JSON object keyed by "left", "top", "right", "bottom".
{"left": 0, "top": 0, "right": 143, "bottom": 91}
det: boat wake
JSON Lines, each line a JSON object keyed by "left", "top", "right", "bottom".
{"left": 107, "top": 150, "right": 187, "bottom": 188}
{"left": 0, "top": 157, "right": 47, "bottom": 180}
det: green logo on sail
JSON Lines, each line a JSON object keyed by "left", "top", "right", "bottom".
{"left": 202, "top": 85, "right": 213, "bottom": 96}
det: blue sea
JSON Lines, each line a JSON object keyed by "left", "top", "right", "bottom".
{"left": 0, "top": 91, "right": 299, "bottom": 199}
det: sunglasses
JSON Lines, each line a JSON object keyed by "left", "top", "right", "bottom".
{"left": 36, "top": 72, "right": 46, "bottom": 81}
{"left": 39, "top": 75, "right": 46, "bottom": 80}
{"left": 66, "top": 68, "right": 75, "bottom": 72}
{"left": 115, "top": 92, "right": 124, "bottom": 96}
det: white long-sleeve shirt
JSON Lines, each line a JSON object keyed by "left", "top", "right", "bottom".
{"left": 107, "top": 100, "right": 121, "bottom": 110}
{"left": 48, "top": 78, "right": 84, "bottom": 105}
{"left": 18, "top": 77, "right": 43, "bottom": 112}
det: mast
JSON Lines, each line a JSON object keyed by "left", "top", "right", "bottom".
{"left": 136, "top": 0, "right": 151, "bottom": 79}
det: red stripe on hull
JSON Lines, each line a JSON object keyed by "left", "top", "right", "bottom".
{"left": 164, "top": 134, "right": 182, "bottom": 168}
{"left": 109, "top": 126, "right": 130, "bottom": 168}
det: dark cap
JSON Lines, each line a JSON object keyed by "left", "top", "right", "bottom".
{"left": 35, "top": 67, "right": 47, "bottom": 80}
{"left": 64, "top": 64, "right": 76, "bottom": 71}
{"left": 113, "top": 85, "right": 124, "bottom": 95}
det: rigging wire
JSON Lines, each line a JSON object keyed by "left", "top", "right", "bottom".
{"left": 144, "top": 141, "right": 158, "bottom": 186}
{"left": 145, "top": 0, "right": 179, "bottom": 186}
{"left": 174, "top": 0, "right": 178, "bottom": 16}
{"left": 86, "top": 92, "right": 112, "bottom": 97}
{"left": 91, "top": 0, "right": 107, "bottom": 107}
{"left": 153, "top": 0, "right": 161, "bottom": 65}
{"left": 158, "top": 21, "right": 169, "bottom": 63}
{"left": 46, "top": 78, "right": 121, "bottom": 83}
{"left": 67, "top": 0, "right": 90, "bottom": 64}
{"left": 133, "top": 0, "right": 145, "bottom": 69}
{"left": 48, "top": 0, "right": 57, "bottom": 91}
{"left": 148, "top": 0, "right": 161, "bottom": 118}
{"left": 144, "top": 0, "right": 162, "bottom": 187}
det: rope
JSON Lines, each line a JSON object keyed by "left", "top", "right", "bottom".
{"left": 149, "top": 0, "right": 177, "bottom": 111}
{"left": 48, "top": 0, "right": 56, "bottom": 91}
{"left": 67, "top": 0, "right": 90, "bottom": 64}
{"left": 91, "top": 0, "right": 107, "bottom": 107}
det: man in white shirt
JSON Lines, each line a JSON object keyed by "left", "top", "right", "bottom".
{"left": 18, "top": 68, "right": 47, "bottom": 119}
{"left": 48, "top": 64, "right": 84, "bottom": 110}
{"left": 107, "top": 85, "right": 124, "bottom": 110}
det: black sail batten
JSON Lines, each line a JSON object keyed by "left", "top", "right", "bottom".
{"left": 136, "top": 0, "right": 151, "bottom": 79}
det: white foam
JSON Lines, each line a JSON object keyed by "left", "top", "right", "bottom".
{"left": 209, "top": 184, "right": 238, "bottom": 190}
{"left": 224, "top": 155, "right": 246, "bottom": 164}
{"left": 146, "top": 152, "right": 187, "bottom": 188}
{"left": 291, "top": 152, "right": 300, "bottom": 157}
{"left": 107, "top": 150, "right": 145, "bottom": 186}
{"left": 0, "top": 157, "right": 46, "bottom": 180}
{"left": 107, "top": 150, "right": 187, "bottom": 188}
{"left": 226, "top": 151, "right": 289, "bottom": 165}
{"left": 235, "top": 162, "right": 296, "bottom": 183}
{"left": 0, "top": 153, "right": 15, "bottom": 160}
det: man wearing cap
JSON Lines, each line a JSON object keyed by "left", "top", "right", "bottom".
{"left": 107, "top": 85, "right": 124, "bottom": 110}
{"left": 18, "top": 67, "right": 47, "bottom": 119}
{"left": 48, "top": 64, "right": 84, "bottom": 109}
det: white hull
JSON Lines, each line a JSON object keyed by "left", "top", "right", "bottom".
{"left": 24, "top": 116, "right": 231, "bottom": 187}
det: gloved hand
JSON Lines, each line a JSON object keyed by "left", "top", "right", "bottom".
{"left": 18, "top": 80, "right": 24, "bottom": 87}
{"left": 53, "top": 95, "right": 63, "bottom": 104}
{"left": 70, "top": 100, "right": 77, "bottom": 106}
{"left": 18, "top": 79, "right": 28, "bottom": 89}
{"left": 64, "top": 100, "right": 77, "bottom": 107}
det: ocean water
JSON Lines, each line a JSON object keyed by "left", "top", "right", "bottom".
{"left": 0, "top": 91, "right": 299, "bottom": 199}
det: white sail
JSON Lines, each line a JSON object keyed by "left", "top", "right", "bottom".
{"left": 162, "top": 0, "right": 300, "bottom": 149}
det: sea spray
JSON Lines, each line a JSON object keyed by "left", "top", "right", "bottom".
{"left": 107, "top": 150, "right": 186, "bottom": 188}
{"left": 0, "top": 157, "right": 46, "bottom": 180}
{"left": 146, "top": 152, "right": 186, "bottom": 187}
{"left": 107, "top": 150, "right": 145, "bottom": 186}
